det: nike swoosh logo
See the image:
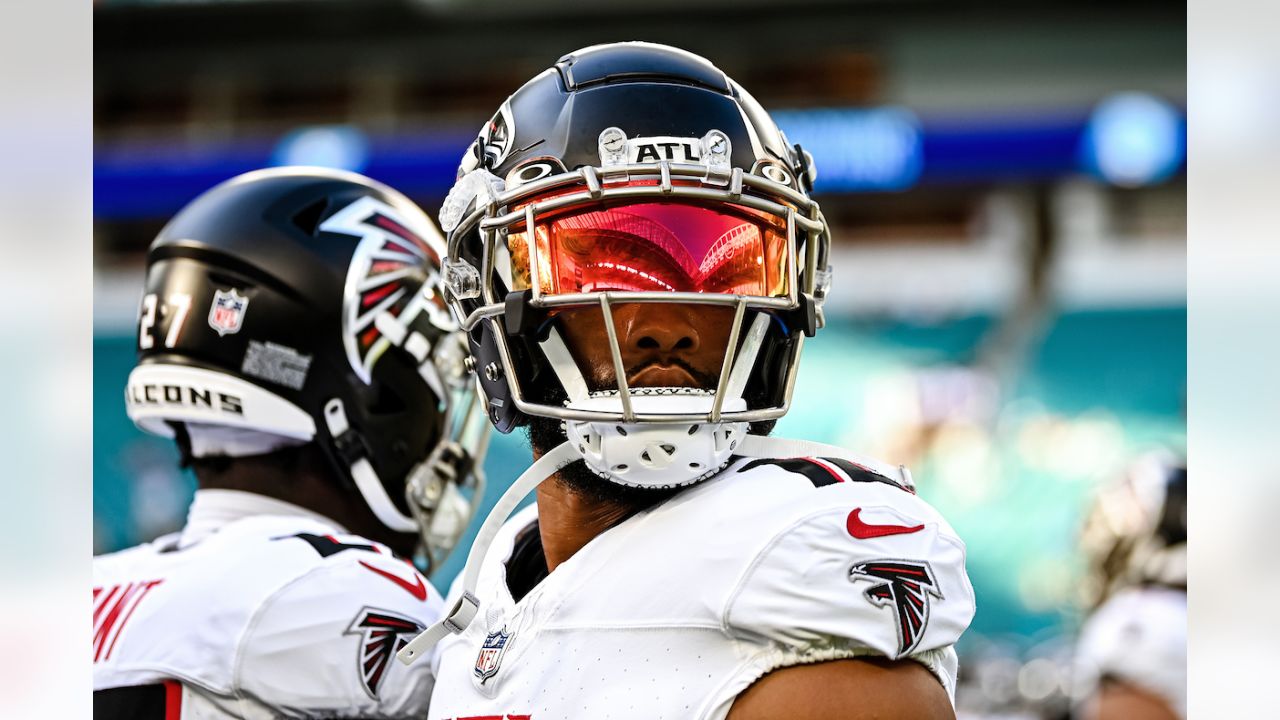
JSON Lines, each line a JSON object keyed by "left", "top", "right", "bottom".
{"left": 358, "top": 560, "right": 428, "bottom": 602}
{"left": 846, "top": 508, "right": 925, "bottom": 539}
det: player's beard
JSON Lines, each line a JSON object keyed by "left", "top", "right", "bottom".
{"left": 527, "top": 414, "right": 683, "bottom": 510}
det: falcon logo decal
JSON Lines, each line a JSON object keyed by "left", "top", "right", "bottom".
{"left": 478, "top": 101, "right": 515, "bottom": 169}
{"left": 321, "top": 197, "right": 454, "bottom": 391}
{"left": 848, "top": 560, "right": 943, "bottom": 657}
{"left": 346, "top": 608, "right": 426, "bottom": 699}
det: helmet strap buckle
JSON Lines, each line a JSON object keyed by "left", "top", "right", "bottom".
{"left": 333, "top": 426, "right": 371, "bottom": 467}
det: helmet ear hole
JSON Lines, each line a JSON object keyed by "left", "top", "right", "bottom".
{"left": 367, "top": 381, "right": 408, "bottom": 415}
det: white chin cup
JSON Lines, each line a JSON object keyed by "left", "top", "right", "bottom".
{"left": 563, "top": 390, "right": 748, "bottom": 489}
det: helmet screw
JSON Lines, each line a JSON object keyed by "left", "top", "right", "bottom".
{"left": 600, "top": 127, "right": 626, "bottom": 153}
{"left": 463, "top": 356, "right": 477, "bottom": 374}
{"left": 484, "top": 362, "right": 503, "bottom": 382}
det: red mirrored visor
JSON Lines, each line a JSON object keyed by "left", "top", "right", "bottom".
{"left": 507, "top": 201, "right": 791, "bottom": 298}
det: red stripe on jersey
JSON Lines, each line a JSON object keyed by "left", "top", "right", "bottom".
{"left": 163, "top": 679, "right": 182, "bottom": 720}
{"left": 93, "top": 585, "right": 120, "bottom": 624}
{"left": 805, "top": 457, "right": 847, "bottom": 483}
{"left": 94, "top": 582, "right": 136, "bottom": 662}
{"left": 103, "top": 580, "right": 163, "bottom": 661}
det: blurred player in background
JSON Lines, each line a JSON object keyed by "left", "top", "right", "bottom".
{"left": 1072, "top": 455, "right": 1187, "bottom": 719}
{"left": 397, "top": 42, "right": 975, "bottom": 720}
{"left": 92, "top": 168, "right": 489, "bottom": 719}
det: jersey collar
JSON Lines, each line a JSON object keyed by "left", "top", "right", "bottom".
{"left": 177, "top": 489, "right": 348, "bottom": 549}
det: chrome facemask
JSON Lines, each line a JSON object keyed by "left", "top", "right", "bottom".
{"left": 403, "top": 330, "right": 492, "bottom": 574}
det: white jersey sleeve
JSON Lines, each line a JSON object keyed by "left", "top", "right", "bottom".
{"left": 722, "top": 470, "right": 975, "bottom": 699}
{"left": 236, "top": 545, "right": 444, "bottom": 718}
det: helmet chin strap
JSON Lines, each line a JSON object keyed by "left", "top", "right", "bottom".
{"left": 397, "top": 440, "right": 580, "bottom": 665}
{"left": 323, "top": 398, "right": 419, "bottom": 534}
{"left": 563, "top": 391, "right": 748, "bottom": 488}
{"left": 395, "top": 433, "right": 912, "bottom": 665}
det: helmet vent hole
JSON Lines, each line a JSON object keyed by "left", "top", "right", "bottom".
{"left": 640, "top": 450, "right": 651, "bottom": 462}
{"left": 660, "top": 443, "right": 676, "bottom": 454}
{"left": 689, "top": 462, "right": 701, "bottom": 469}
{"left": 612, "top": 464, "right": 628, "bottom": 472}
{"left": 615, "top": 426, "right": 627, "bottom": 436}
{"left": 688, "top": 425, "right": 699, "bottom": 435}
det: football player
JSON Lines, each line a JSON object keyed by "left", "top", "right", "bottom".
{"left": 93, "top": 167, "right": 489, "bottom": 719}
{"left": 1073, "top": 456, "right": 1187, "bottom": 719}
{"left": 397, "top": 43, "right": 976, "bottom": 719}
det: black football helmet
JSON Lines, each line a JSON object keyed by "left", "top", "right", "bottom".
{"left": 437, "top": 42, "right": 832, "bottom": 489}
{"left": 125, "top": 167, "right": 489, "bottom": 569}
{"left": 1079, "top": 454, "right": 1187, "bottom": 608}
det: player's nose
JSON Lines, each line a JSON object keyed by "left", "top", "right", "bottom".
{"left": 617, "top": 304, "right": 701, "bottom": 358}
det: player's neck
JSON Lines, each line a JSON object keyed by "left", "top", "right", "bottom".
{"left": 195, "top": 454, "right": 335, "bottom": 517}
{"left": 534, "top": 475, "right": 635, "bottom": 573}
{"left": 192, "top": 450, "right": 416, "bottom": 556}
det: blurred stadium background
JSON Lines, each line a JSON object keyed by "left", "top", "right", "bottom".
{"left": 93, "top": 1, "right": 1185, "bottom": 717}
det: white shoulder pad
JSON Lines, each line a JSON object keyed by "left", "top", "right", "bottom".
{"left": 1073, "top": 586, "right": 1186, "bottom": 718}
{"left": 722, "top": 470, "right": 975, "bottom": 666}
{"left": 235, "top": 535, "right": 444, "bottom": 718}
{"left": 429, "top": 503, "right": 539, "bottom": 676}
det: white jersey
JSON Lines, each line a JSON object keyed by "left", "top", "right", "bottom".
{"left": 93, "top": 491, "right": 444, "bottom": 719}
{"left": 1073, "top": 586, "right": 1187, "bottom": 719}
{"left": 428, "top": 455, "right": 975, "bottom": 720}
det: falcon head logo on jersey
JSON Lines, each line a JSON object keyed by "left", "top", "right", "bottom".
{"left": 848, "top": 560, "right": 943, "bottom": 657}
{"left": 320, "top": 196, "right": 454, "bottom": 389}
{"left": 207, "top": 288, "right": 249, "bottom": 336}
{"left": 346, "top": 608, "right": 426, "bottom": 699}
{"left": 475, "top": 627, "right": 513, "bottom": 684}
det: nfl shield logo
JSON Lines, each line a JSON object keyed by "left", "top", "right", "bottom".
{"left": 474, "top": 627, "right": 512, "bottom": 684}
{"left": 208, "top": 288, "right": 249, "bottom": 336}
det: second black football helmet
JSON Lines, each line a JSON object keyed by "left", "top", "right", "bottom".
{"left": 125, "top": 166, "right": 488, "bottom": 569}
